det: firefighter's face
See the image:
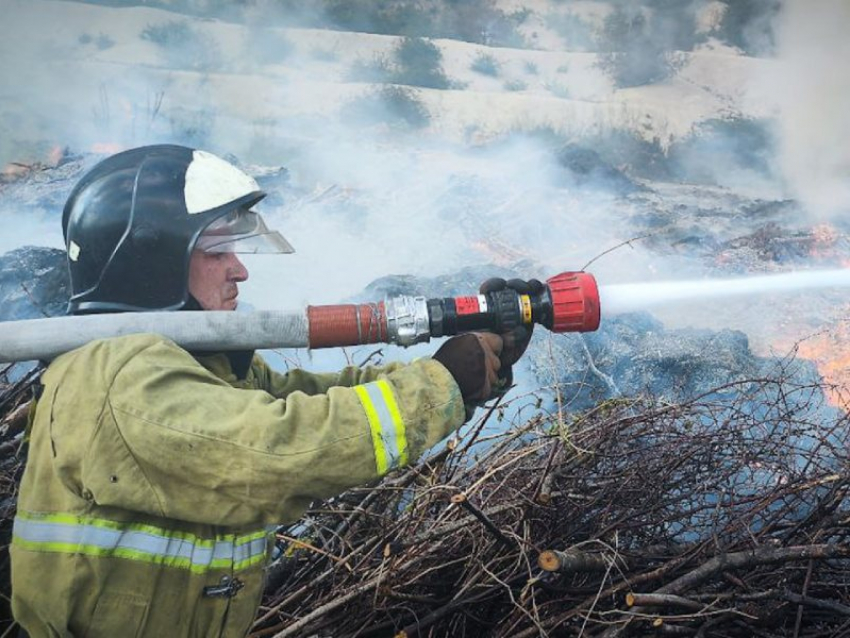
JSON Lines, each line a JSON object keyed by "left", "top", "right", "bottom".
{"left": 187, "top": 250, "right": 249, "bottom": 311}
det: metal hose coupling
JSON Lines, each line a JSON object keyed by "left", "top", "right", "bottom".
{"left": 384, "top": 295, "right": 431, "bottom": 347}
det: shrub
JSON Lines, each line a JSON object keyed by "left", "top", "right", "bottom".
{"left": 323, "top": 0, "right": 434, "bottom": 37}
{"left": 596, "top": 3, "right": 698, "bottom": 88}
{"left": 348, "top": 55, "right": 392, "bottom": 83}
{"left": 522, "top": 127, "right": 671, "bottom": 182}
{"left": 667, "top": 118, "right": 778, "bottom": 185}
{"left": 547, "top": 81, "right": 571, "bottom": 99}
{"left": 524, "top": 61, "right": 539, "bottom": 75}
{"left": 80, "top": 32, "right": 115, "bottom": 50}
{"left": 471, "top": 53, "right": 500, "bottom": 77}
{"left": 348, "top": 56, "right": 393, "bottom": 83}
{"left": 141, "top": 20, "right": 220, "bottom": 71}
{"left": 342, "top": 86, "right": 430, "bottom": 129}
{"left": 95, "top": 33, "right": 115, "bottom": 50}
{"left": 320, "top": 0, "right": 524, "bottom": 46}
{"left": 390, "top": 37, "right": 450, "bottom": 89}
{"left": 504, "top": 79, "right": 527, "bottom": 92}
{"left": 597, "top": 8, "right": 671, "bottom": 87}
{"left": 141, "top": 20, "right": 193, "bottom": 47}
{"left": 716, "top": 0, "right": 782, "bottom": 55}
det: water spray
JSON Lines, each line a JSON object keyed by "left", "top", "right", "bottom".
{"left": 598, "top": 269, "right": 850, "bottom": 315}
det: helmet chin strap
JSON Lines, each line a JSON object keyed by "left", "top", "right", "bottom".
{"left": 182, "top": 295, "right": 204, "bottom": 311}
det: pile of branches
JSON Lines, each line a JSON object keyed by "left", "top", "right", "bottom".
{"left": 1, "top": 359, "right": 849, "bottom": 637}
{"left": 0, "top": 363, "right": 41, "bottom": 633}
{"left": 255, "top": 361, "right": 850, "bottom": 637}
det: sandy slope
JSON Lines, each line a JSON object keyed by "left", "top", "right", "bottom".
{"left": 0, "top": 0, "right": 778, "bottom": 163}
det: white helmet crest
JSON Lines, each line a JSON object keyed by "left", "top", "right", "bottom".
{"left": 184, "top": 150, "right": 261, "bottom": 215}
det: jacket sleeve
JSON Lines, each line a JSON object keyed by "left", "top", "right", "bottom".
{"left": 250, "top": 355, "right": 406, "bottom": 399}
{"left": 80, "top": 339, "right": 465, "bottom": 528}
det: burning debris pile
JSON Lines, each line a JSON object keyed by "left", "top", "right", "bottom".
{"left": 0, "top": 148, "right": 91, "bottom": 211}
{"left": 626, "top": 187, "right": 850, "bottom": 274}
{"left": 253, "top": 365, "right": 850, "bottom": 637}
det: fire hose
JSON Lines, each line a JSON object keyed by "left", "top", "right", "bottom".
{"left": 0, "top": 272, "right": 600, "bottom": 363}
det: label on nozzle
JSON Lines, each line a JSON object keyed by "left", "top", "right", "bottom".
{"left": 455, "top": 296, "right": 481, "bottom": 315}
{"left": 520, "top": 295, "right": 532, "bottom": 324}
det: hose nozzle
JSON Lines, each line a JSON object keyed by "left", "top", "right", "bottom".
{"left": 544, "top": 271, "right": 601, "bottom": 333}
{"left": 423, "top": 271, "right": 601, "bottom": 340}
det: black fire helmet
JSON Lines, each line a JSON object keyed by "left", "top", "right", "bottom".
{"left": 62, "top": 144, "right": 293, "bottom": 315}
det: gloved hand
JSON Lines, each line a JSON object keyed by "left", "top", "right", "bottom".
{"left": 433, "top": 332, "right": 503, "bottom": 403}
{"left": 479, "top": 277, "right": 544, "bottom": 370}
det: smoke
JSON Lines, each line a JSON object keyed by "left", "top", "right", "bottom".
{"left": 771, "top": 0, "right": 850, "bottom": 220}
{"left": 0, "top": 0, "right": 823, "bottom": 323}
{"left": 0, "top": 0, "right": 670, "bottom": 307}
{"left": 240, "top": 131, "right": 643, "bottom": 308}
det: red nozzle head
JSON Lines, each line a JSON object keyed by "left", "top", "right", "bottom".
{"left": 546, "top": 271, "right": 600, "bottom": 332}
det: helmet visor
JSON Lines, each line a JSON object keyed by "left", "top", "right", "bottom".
{"left": 195, "top": 209, "right": 295, "bottom": 254}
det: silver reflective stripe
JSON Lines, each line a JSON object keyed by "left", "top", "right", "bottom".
{"left": 13, "top": 513, "right": 269, "bottom": 574}
{"left": 360, "top": 382, "right": 403, "bottom": 469}
{"left": 235, "top": 536, "right": 268, "bottom": 565}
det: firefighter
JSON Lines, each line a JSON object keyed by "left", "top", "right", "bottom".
{"left": 10, "top": 145, "right": 530, "bottom": 637}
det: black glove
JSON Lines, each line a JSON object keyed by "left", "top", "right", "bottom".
{"left": 433, "top": 332, "right": 503, "bottom": 403}
{"left": 479, "top": 277, "right": 543, "bottom": 371}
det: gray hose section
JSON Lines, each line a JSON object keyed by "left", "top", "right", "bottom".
{"left": 0, "top": 311, "right": 311, "bottom": 363}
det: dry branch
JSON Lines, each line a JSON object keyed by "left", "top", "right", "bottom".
{"left": 625, "top": 593, "right": 704, "bottom": 611}
{"left": 1, "top": 361, "right": 850, "bottom": 637}
{"left": 656, "top": 544, "right": 850, "bottom": 596}
{"left": 538, "top": 549, "right": 612, "bottom": 574}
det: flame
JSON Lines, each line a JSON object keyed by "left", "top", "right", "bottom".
{"left": 470, "top": 239, "right": 527, "bottom": 266}
{"left": 47, "top": 145, "right": 64, "bottom": 167}
{"left": 91, "top": 143, "right": 125, "bottom": 155}
{"left": 1, "top": 146, "right": 67, "bottom": 180}
{"left": 808, "top": 223, "right": 845, "bottom": 263}
{"left": 795, "top": 316, "right": 850, "bottom": 411}
{"left": 0, "top": 162, "right": 30, "bottom": 180}
{"left": 811, "top": 223, "right": 839, "bottom": 245}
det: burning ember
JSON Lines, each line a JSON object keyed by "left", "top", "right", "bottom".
{"left": 795, "top": 312, "right": 850, "bottom": 412}
{"left": 714, "top": 222, "right": 850, "bottom": 270}
{"left": 90, "top": 142, "right": 125, "bottom": 155}
{"left": 0, "top": 146, "right": 70, "bottom": 184}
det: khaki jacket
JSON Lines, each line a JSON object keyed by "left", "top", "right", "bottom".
{"left": 12, "top": 333, "right": 464, "bottom": 637}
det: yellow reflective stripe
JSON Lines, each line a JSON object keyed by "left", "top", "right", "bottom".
{"left": 13, "top": 511, "right": 270, "bottom": 574}
{"left": 376, "top": 380, "right": 408, "bottom": 466}
{"left": 355, "top": 384, "right": 389, "bottom": 474}
{"left": 17, "top": 512, "right": 212, "bottom": 546}
{"left": 354, "top": 380, "right": 408, "bottom": 474}
{"left": 15, "top": 511, "right": 267, "bottom": 548}
{"left": 11, "top": 539, "right": 246, "bottom": 572}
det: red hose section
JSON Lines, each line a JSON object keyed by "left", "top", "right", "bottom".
{"left": 546, "top": 272, "right": 601, "bottom": 332}
{"left": 307, "top": 302, "right": 388, "bottom": 348}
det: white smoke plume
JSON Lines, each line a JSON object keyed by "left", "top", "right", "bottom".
{"left": 772, "top": 0, "right": 850, "bottom": 219}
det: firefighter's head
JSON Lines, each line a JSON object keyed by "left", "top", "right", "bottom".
{"left": 62, "top": 145, "right": 293, "bottom": 315}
